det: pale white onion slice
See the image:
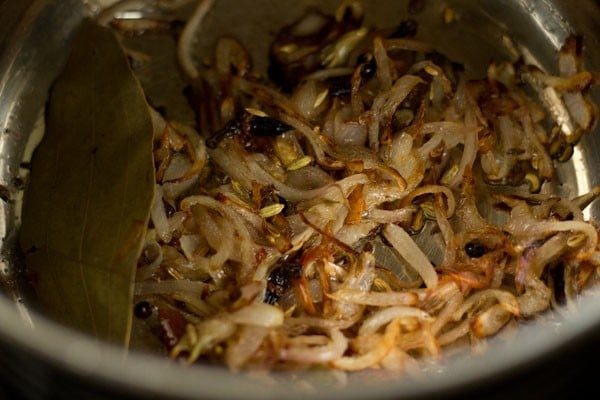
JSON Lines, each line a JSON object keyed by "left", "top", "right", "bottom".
{"left": 365, "top": 207, "right": 415, "bottom": 224}
{"left": 383, "top": 223, "right": 439, "bottom": 288}
{"left": 151, "top": 184, "right": 171, "bottom": 243}
{"left": 359, "top": 306, "right": 432, "bottom": 336}
{"left": 564, "top": 91, "right": 593, "bottom": 130}
{"left": 225, "top": 303, "right": 284, "bottom": 328}
{"left": 177, "top": 0, "right": 215, "bottom": 79}
{"left": 179, "top": 234, "right": 201, "bottom": 262}
{"left": 279, "top": 329, "right": 348, "bottom": 364}
{"left": 181, "top": 195, "right": 257, "bottom": 268}
{"left": 328, "top": 289, "right": 418, "bottom": 307}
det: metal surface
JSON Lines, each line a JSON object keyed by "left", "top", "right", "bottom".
{"left": 1, "top": 1, "right": 600, "bottom": 399}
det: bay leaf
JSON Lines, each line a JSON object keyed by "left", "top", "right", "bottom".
{"left": 19, "top": 18, "right": 155, "bottom": 346}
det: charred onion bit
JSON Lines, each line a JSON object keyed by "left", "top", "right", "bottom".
{"left": 247, "top": 115, "right": 294, "bottom": 137}
{"left": 206, "top": 112, "right": 293, "bottom": 148}
{"left": 265, "top": 262, "right": 303, "bottom": 304}
{"left": 206, "top": 118, "right": 243, "bottom": 149}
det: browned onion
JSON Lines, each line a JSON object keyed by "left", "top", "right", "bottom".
{"left": 111, "top": 0, "right": 600, "bottom": 377}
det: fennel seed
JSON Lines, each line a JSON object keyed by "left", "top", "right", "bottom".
{"left": 259, "top": 203, "right": 286, "bottom": 218}
{"left": 314, "top": 89, "right": 329, "bottom": 109}
{"left": 287, "top": 155, "right": 313, "bottom": 171}
{"left": 245, "top": 107, "right": 269, "bottom": 117}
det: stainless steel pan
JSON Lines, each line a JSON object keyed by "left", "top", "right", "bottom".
{"left": 1, "top": 1, "right": 600, "bottom": 398}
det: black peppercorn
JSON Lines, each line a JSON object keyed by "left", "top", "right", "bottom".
{"left": 464, "top": 241, "right": 486, "bottom": 258}
{"left": 357, "top": 53, "right": 377, "bottom": 80}
{"left": 134, "top": 300, "right": 154, "bottom": 319}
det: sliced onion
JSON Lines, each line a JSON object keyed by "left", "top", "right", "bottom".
{"left": 135, "top": 278, "right": 209, "bottom": 296}
{"left": 151, "top": 184, "right": 171, "bottom": 243}
{"left": 225, "top": 303, "right": 284, "bottom": 328}
{"left": 335, "top": 221, "right": 378, "bottom": 247}
{"left": 136, "top": 231, "right": 163, "bottom": 281}
{"left": 453, "top": 289, "right": 520, "bottom": 321}
{"left": 328, "top": 289, "right": 418, "bottom": 307}
{"left": 225, "top": 326, "right": 269, "bottom": 370}
{"left": 470, "top": 304, "right": 513, "bottom": 338}
{"left": 373, "top": 35, "right": 393, "bottom": 91}
{"left": 184, "top": 318, "right": 237, "bottom": 363}
{"left": 285, "top": 316, "right": 359, "bottom": 330}
{"left": 531, "top": 220, "right": 598, "bottom": 259}
{"left": 179, "top": 234, "right": 201, "bottom": 262}
{"left": 365, "top": 207, "right": 415, "bottom": 224}
{"left": 402, "top": 184, "right": 456, "bottom": 218}
{"left": 180, "top": 195, "right": 257, "bottom": 268}
{"left": 436, "top": 320, "right": 470, "bottom": 346}
{"left": 564, "top": 91, "right": 594, "bottom": 130}
{"left": 382, "top": 38, "right": 433, "bottom": 53}
{"left": 416, "top": 122, "right": 473, "bottom": 158}
{"left": 524, "top": 233, "right": 569, "bottom": 278}
{"left": 177, "top": 0, "right": 215, "bottom": 79}
{"left": 431, "top": 291, "right": 464, "bottom": 335}
{"left": 359, "top": 306, "right": 432, "bottom": 336}
{"left": 172, "top": 291, "right": 214, "bottom": 317}
{"left": 379, "top": 75, "right": 425, "bottom": 125}
{"left": 383, "top": 223, "right": 439, "bottom": 288}
{"left": 118, "top": 6, "right": 600, "bottom": 374}
{"left": 518, "top": 277, "right": 552, "bottom": 317}
{"left": 194, "top": 208, "right": 234, "bottom": 272}
{"left": 380, "top": 348, "right": 419, "bottom": 373}
{"left": 279, "top": 329, "right": 348, "bottom": 364}
{"left": 332, "top": 319, "right": 401, "bottom": 371}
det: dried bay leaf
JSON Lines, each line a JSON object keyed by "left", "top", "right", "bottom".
{"left": 19, "top": 19, "right": 155, "bottom": 346}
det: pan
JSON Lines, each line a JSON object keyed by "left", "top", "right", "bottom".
{"left": 1, "top": 1, "right": 600, "bottom": 398}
